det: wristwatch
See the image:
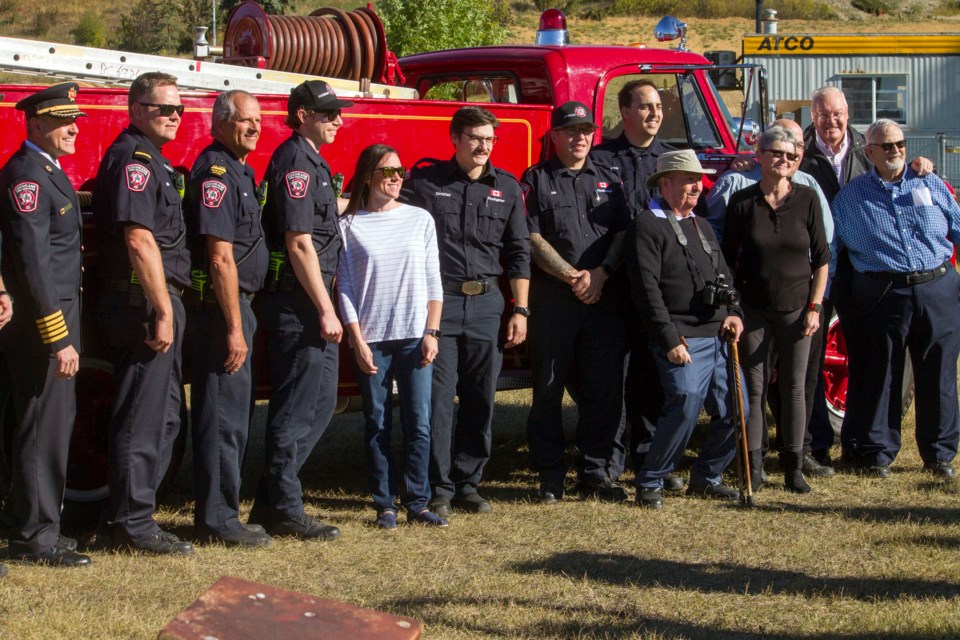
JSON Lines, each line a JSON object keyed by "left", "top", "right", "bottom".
{"left": 423, "top": 329, "right": 441, "bottom": 338}
{"left": 807, "top": 302, "right": 823, "bottom": 314}
{"left": 512, "top": 306, "right": 531, "bottom": 318}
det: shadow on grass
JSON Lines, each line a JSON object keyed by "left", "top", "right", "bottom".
{"left": 386, "top": 593, "right": 947, "bottom": 640}
{"left": 755, "top": 502, "right": 960, "bottom": 526}
{"left": 513, "top": 551, "right": 960, "bottom": 602}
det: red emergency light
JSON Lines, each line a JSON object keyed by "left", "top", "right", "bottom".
{"left": 536, "top": 9, "right": 570, "bottom": 46}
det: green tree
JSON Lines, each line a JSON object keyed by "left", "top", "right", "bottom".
{"left": 71, "top": 11, "right": 108, "bottom": 48}
{"left": 220, "top": 0, "right": 293, "bottom": 16}
{"left": 377, "top": 0, "right": 507, "bottom": 58}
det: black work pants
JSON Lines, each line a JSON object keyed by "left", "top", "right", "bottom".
{"left": 189, "top": 297, "right": 257, "bottom": 534}
{"left": 429, "top": 288, "right": 503, "bottom": 500}
{"left": 100, "top": 291, "right": 185, "bottom": 542}
{"left": 256, "top": 288, "right": 338, "bottom": 518}
{"left": 5, "top": 300, "right": 78, "bottom": 555}
{"left": 527, "top": 279, "right": 626, "bottom": 486}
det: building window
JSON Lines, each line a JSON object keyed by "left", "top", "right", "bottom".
{"left": 839, "top": 75, "right": 907, "bottom": 125}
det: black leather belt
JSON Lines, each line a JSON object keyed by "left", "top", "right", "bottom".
{"left": 108, "top": 279, "right": 184, "bottom": 298}
{"left": 871, "top": 261, "right": 951, "bottom": 286}
{"left": 442, "top": 277, "right": 498, "bottom": 296}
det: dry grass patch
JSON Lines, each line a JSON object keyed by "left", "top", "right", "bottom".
{"left": 4, "top": 389, "right": 960, "bottom": 638}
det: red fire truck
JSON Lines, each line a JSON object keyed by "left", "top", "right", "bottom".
{"left": 0, "top": 5, "right": 770, "bottom": 500}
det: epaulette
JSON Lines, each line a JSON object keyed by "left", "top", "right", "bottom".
{"left": 133, "top": 145, "right": 153, "bottom": 161}
{"left": 209, "top": 165, "right": 227, "bottom": 177}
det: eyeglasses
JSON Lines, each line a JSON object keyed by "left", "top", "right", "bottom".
{"left": 560, "top": 126, "right": 597, "bottom": 138}
{"left": 762, "top": 149, "right": 799, "bottom": 162}
{"left": 868, "top": 140, "right": 906, "bottom": 152}
{"left": 462, "top": 133, "right": 498, "bottom": 147}
{"left": 814, "top": 111, "right": 847, "bottom": 122}
{"left": 138, "top": 103, "right": 185, "bottom": 117}
{"left": 378, "top": 166, "right": 406, "bottom": 178}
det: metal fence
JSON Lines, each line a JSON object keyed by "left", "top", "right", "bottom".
{"left": 904, "top": 134, "right": 960, "bottom": 187}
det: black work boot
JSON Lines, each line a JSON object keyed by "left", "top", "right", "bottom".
{"left": 782, "top": 451, "right": 812, "bottom": 494}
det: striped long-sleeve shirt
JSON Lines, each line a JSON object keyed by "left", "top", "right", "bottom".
{"left": 337, "top": 203, "right": 442, "bottom": 344}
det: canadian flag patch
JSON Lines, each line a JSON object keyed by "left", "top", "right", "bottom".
{"left": 597, "top": 182, "right": 609, "bottom": 188}
{"left": 285, "top": 171, "right": 310, "bottom": 199}
{"left": 125, "top": 164, "right": 151, "bottom": 192}
{"left": 12, "top": 181, "right": 39, "bottom": 214}
{"left": 202, "top": 180, "right": 227, "bottom": 208}
{"left": 490, "top": 189, "right": 502, "bottom": 197}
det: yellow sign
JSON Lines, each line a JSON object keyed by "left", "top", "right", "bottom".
{"left": 743, "top": 34, "right": 960, "bottom": 56}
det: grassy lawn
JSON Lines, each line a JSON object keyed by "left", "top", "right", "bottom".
{"left": 2, "top": 389, "right": 960, "bottom": 638}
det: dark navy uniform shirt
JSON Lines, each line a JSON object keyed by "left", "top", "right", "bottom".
{"left": 93, "top": 126, "right": 191, "bottom": 289}
{"left": 0, "top": 143, "right": 82, "bottom": 354}
{"left": 261, "top": 132, "right": 341, "bottom": 277}
{"left": 187, "top": 141, "right": 268, "bottom": 294}
{"left": 401, "top": 158, "right": 530, "bottom": 283}
{"left": 522, "top": 156, "right": 629, "bottom": 272}
{"left": 591, "top": 134, "right": 675, "bottom": 217}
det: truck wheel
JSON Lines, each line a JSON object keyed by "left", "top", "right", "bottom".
{"left": 824, "top": 314, "right": 915, "bottom": 438}
{"left": 64, "top": 357, "right": 189, "bottom": 503}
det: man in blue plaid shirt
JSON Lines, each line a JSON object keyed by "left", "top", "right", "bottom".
{"left": 832, "top": 118, "right": 960, "bottom": 480}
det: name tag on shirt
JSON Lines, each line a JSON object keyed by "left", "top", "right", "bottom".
{"left": 912, "top": 187, "right": 933, "bottom": 207}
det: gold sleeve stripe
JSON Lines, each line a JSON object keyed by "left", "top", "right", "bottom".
{"left": 41, "top": 326, "right": 69, "bottom": 344}
{"left": 37, "top": 318, "right": 67, "bottom": 337}
{"left": 36, "top": 310, "right": 65, "bottom": 328}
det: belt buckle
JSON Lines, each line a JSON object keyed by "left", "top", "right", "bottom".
{"left": 461, "top": 280, "right": 484, "bottom": 296}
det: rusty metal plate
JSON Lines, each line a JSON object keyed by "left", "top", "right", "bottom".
{"left": 159, "top": 576, "right": 422, "bottom": 640}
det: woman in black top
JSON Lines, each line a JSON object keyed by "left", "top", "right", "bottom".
{"left": 722, "top": 126, "right": 830, "bottom": 493}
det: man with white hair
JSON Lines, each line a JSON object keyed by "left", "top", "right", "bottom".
{"left": 624, "top": 149, "right": 744, "bottom": 508}
{"left": 831, "top": 119, "right": 960, "bottom": 479}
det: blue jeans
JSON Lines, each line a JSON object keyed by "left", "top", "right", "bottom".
{"left": 356, "top": 338, "right": 433, "bottom": 513}
{"left": 637, "top": 336, "right": 741, "bottom": 491}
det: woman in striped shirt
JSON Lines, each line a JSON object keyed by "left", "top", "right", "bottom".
{"left": 338, "top": 144, "right": 445, "bottom": 529}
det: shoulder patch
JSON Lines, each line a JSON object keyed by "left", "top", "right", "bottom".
{"left": 520, "top": 181, "right": 531, "bottom": 202}
{"left": 125, "top": 163, "right": 151, "bottom": 192}
{"left": 210, "top": 165, "right": 227, "bottom": 177}
{"left": 285, "top": 170, "right": 310, "bottom": 199}
{"left": 12, "top": 181, "right": 39, "bottom": 214}
{"left": 202, "top": 180, "right": 227, "bottom": 209}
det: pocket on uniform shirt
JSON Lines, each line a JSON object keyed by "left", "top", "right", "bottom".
{"left": 478, "top": 205, "right": 508, "bottom": 242}
{"left": 539, "top": 205, "right": 573, "bottom": 238}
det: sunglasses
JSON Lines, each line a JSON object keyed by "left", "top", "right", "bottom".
{"left": 868, "top": 140, "right": 906, "bottom": 152}
{"left": 378, "top": 166, "right": 406, "bottom": 178}
{"left": 561, "top": 126, "right": 597, "bottom": 137}
{"left": 762, "top": 149, "right": 799, "bottom": 162}
{"left": 139, "top": 102, "right": 185, "bottom": 117}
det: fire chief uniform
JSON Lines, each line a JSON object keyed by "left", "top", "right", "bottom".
{"left": 402, "top": 159, "right": 530, "bottom": 502}
{"left": 254, "top": 132, "right": 340, "bottom": 521}
{"left": 186, "top": 141, "right": 267, "bottom": 537}
{"left": 94, "top": 126, "right": 191, "bottom": 542}
{"left": 0, "top": 142, "right": 81, "bottom": 557}
{"left": 523, "top": 157, "right": 629, "bottom": 489}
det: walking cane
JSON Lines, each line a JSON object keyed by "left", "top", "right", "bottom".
{"left": 726, "top": 329, "right": 754, "bottom": 508}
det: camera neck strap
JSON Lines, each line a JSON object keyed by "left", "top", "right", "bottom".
{"left": 665, "top": 211, "right": 719, "bottom": 282}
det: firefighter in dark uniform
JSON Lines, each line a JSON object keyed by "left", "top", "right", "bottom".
{"left": 93, "top": 72, "right": 193, "bottom": 556}
{"left": 185, "top": 90, "right": 270, "bottom": 547}
{"left": 0, "top": 83, "right": 90, "bottom": 566}
{"left": 591, "top": 79, "right": 680, "bottom": 489}
{"left": 523, "top": 102, "right": 630, "bottom": 502}
{"left": 401, "top": 106, "right": 530, "bottom": 517}
{"left": 0, "top": 263, "right": 9, "bottom": 578}
{"left": 248, "top": 81, "right": 349, "bottom": 540}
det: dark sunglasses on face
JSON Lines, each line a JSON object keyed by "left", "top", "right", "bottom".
{"left": 378, "top": 166, "right": 406, "bottom": 178}
{"left": 869, "top": 140, "right": 906, "bottom": 152}
{"left": 139, "top": 102, "right": 185, "bottom": 117}
{"left": 307, "top": 108, "right": 341, "bottom": 121}
{"left": 762, "top": 149, "right": 799, "bottom": 162}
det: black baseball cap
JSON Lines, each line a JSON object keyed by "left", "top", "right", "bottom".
{"left": 16, "top": 82, "right": 87, "bottom": 119}
{"left": 288, "top": 80, "right": 354, "bottom": 112}
{"left": 551, "top": 101, "right": 596, "bottom": 129}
